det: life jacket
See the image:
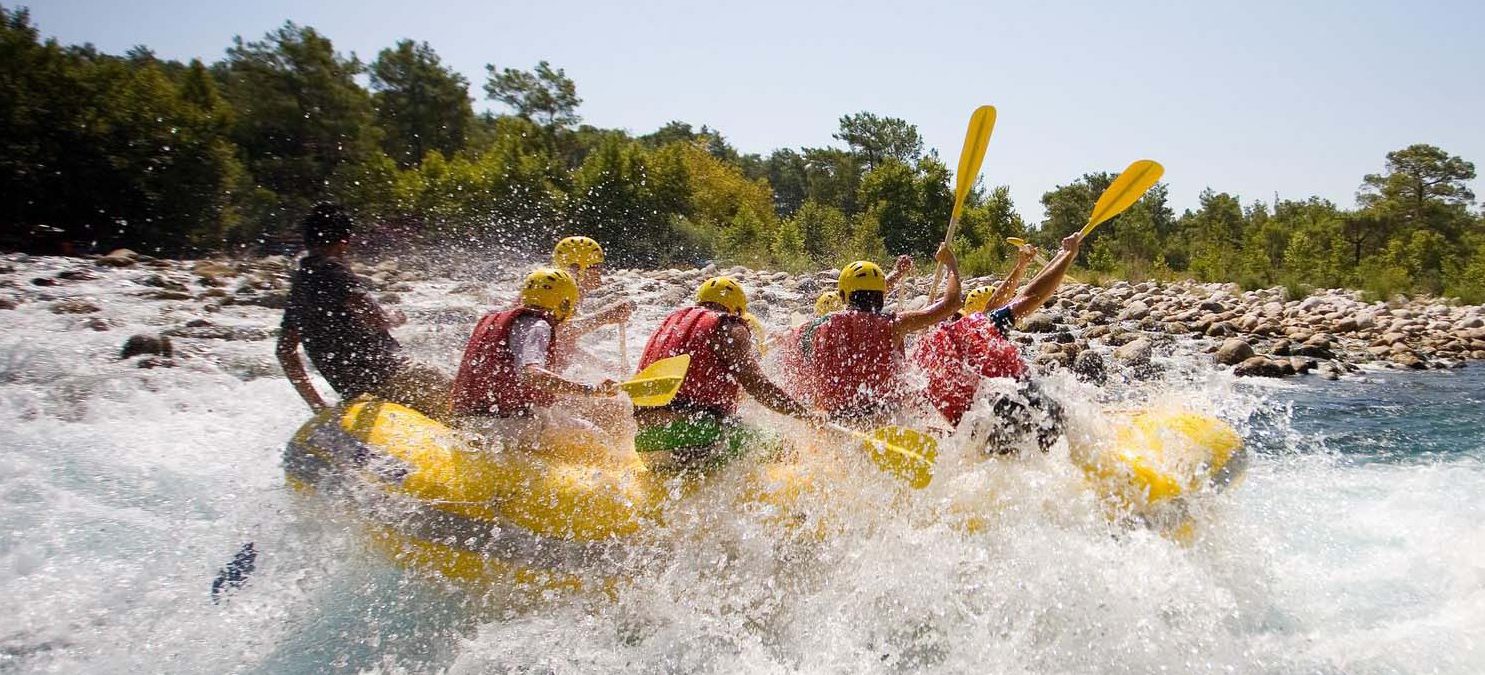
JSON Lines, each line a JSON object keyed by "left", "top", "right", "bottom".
{"left": 450, "top": 307, "right": 558, "bottom": 417}
{"left": 914, "top": 312, "right": 1027, "bottom": 426}
{"left": 637, "top": 306, "right": 742, "bottom": 416}
{"left": 802, "top": 310, "right": 903, "bottom": 414}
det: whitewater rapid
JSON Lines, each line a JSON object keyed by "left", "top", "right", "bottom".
{"left": 1, "top": 252, "right": 1481, "bottom": 673}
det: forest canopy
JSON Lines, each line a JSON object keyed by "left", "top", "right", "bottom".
{"left": 2, "top": 6, "right": 1482, "bottom": 301}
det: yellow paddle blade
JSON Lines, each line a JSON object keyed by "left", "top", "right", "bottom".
{"left": 1081, "top": 159, "right": 1165, "bottom": 238}
{"left": 620, "top": 354, "right": 690, "bottom": 407}
{"left": 951, "top": 105, "right": 997, "bottom": 224}
{"left": 1005, "top": 236, "right": 1026, "bottom": 247}
{"left": 829, "top": 423, "right": 938, "bottom": 489}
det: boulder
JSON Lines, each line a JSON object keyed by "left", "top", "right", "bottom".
{"left": 1233, "top": 356, "right": 1286, "bottom": 378}
{"left": 1214, "top": 338, "right": 1254, "bottom": 366}
{"left": 1117, "top": 300, "right": 1150, "bottom": 321}
{"left": 162, "top": 325, "right": 272, "bottom": 341}
{"left": 1019, "top": 312, "right": 1057, "bottom": 333}
{"left": 51, "top": 298, "right": 100, "bottom": 314}
{"left": 56, "top": 269, "right": 99, "bottom": 281}
{"left": 1391, "top": 352, "right": 1427, "bottom": 370}
{"left": 31, "top": 277, "right": 58, "bottom": 287}
{"left": 1334, "top": 317, "right": 1360, "bottom": 333}
{"left": 1112, "top": 337, "right": 1153, "bottom": 366}
{"left": 121, "top": 334, "right": 173, "bottom": 360}
{"left": 1291, "top": 344, "right": 1336, "bottom": 360}
{"left": 95, "top": 249, "right": 139, "bottom": 267}
{"left": 0, "top": 296, "right": 16, "bottom": 310}
{"left": 1205, "top": 321, "right": 1235, "bottom": 337}
{"left": 1072, "top": 349, "right": 1107, "bottom": 385}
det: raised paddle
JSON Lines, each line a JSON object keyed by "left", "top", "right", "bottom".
{"left": 826, "top": 422, "right": 938, "bottom": 489}
{"left": 929, "top": 105, "right": 998, "bottom": 301}
{"left": 619, "top": 354, "right": 691, "bottom": 407}
{"left": 1080, "top": 159, "right": 1165, "bottom": 238}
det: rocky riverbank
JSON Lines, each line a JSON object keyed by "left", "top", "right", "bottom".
{"left": 2, "top": 249, "right": 1482, "bottom": 384}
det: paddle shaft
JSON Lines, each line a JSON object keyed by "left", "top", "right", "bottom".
{"left": 618, "top": 323, "right": 631, "bottom": 373}
{"left": 928, "top": 215, "right": 961, "bottom": 301}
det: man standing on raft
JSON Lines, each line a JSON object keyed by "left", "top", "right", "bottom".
{"left": 634, "top": 277, "right": 820, "bottom": 474}
{"left": 916, "top": 232, "right": 1084, "bottom": 452}
{"left": 790, "top": 244, "right": 963, "bottom": 426}
{"left": 449, "top": 268, "right": 619, "bottom": 444}
{"left": 277, "top": 203, "right": 452, "bottom": 419}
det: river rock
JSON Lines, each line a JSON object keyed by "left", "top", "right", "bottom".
{"left": 56, "top": 269, "right": 98, "bottom": 281}
{"left": 1112, "top": 337, "right": 1153, "bottom": 366}
{"left": 1233, "top": 356, "right": 1286, "bottom": 377}
{"left": 1214, "top": 338, "right": 1254, "bottom": 365}
{"left": 121, "top": 334, "right": 173, "bottom": 360}
{"left": 1019, "top": 312, "right": 1057, "bottom": 333}
{"left": 1291, "top": 344, "right": 1335, "bottom": 360}
{"left": 96, "top": 249, "right": 139, "bottom": 267}
{"left": 162, "top": 324, "right": 272, "bottom": 341}
{"left": 0, "top": 297, "right": 16, "bottom": 310}
{"left": 1072, "top": 349, "right": 1106, "bottom": 384}
{"left": 51, "top": 298, "right": 100, "bottom": 314}
{"left": 1391, "top": 352, "right": 1427, "bottom": 369}
{"left": 1117, "top": 300, "right": 1150, "bottom": 321}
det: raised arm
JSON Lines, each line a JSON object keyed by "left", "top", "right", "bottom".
{"left": 1006, "top": 232, "right": 1082, "bottom": 319}
{"left": 519, "top": 364, "right": 617, "bottom": 398}
{"left": 985, "top": 244, "right": 1036, "bottom": 310}
{"left": 276, "top": 325, "right": 328, "bottom": 412}
{"left": 884, "top": 254, "right": 914, "bottom": 293}
{"left": 895, "top": 243, "right": 962, "bottom": 337}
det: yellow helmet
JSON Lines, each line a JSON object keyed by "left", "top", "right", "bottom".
{"left": 815, "top": 290, "right": 844, "bottom": 316}
{"left": 520, "top": 267, "right": 580, "bottom": 321}
{"left": 552, "top": 236, "right": 605, "bottom": 270}
{"left": 838, "top": 261, "right": 887, "bottom": 298}
{"left": 962, "top": 285, "right": 998, "bottom": 316}
{"left": 696, "top": 276, "right": 748, "bottom": 314}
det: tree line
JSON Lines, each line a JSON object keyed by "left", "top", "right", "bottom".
{"left": 2, "top": 7, "right": 1481, "bottom": 301}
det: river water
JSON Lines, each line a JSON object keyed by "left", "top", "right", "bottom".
{"left": 1, "top": 255, "right": 1482, "bottom": 673}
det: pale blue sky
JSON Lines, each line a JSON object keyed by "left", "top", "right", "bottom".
{"left": 26, "top": 0, "right": 1485, "bottom": 222}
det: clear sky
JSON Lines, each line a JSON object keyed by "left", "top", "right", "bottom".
{"left": 26, "top": 0, "right": 1485, "bottom": 222}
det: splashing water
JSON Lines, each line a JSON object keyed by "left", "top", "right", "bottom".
{"left": 1, "top": 254, "right": 1482, "bottom": 673}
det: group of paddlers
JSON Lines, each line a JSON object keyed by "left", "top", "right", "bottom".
{"left": 277, "top": 203, "right": 1084, "bottom": 474}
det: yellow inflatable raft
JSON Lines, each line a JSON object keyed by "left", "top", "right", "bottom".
{"left": 285, "top": 400, "right": 1246, "bottom": 584}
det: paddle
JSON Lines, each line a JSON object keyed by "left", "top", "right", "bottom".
{"left": 618, "top": 323, "right": 631, "bottom": 373}
{"left": 929, "top": 105, "right": 998, "bottom": 301}
{"left": 1080, "top": 159, "right": 1165, "bottom": 238}
{"left": 620, "top": 354, "right": 691, "bottom": 407}
{"left": 826, "top": 422, "right": 937, "bottom": 489}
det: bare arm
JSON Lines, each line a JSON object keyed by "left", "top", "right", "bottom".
{"left": 561, "top": 300, "right": 635, "bottom": 341}
{"left": 719, "top": 323, "right": 811, "bottom": 418}
{"left": 519, "top": 364, "right": 616, "bottom": 398}
{"left": 896, "top": 244, "right": 962, "bottom": 337}
{"left": 985, "top": 246, "right": 1036, "bottom": 310}
{"left": 276, "top": 325, "right": 329, "bottom": 412}
{"left": 883, "top": 254, "right": 914, "bottom": 293}
{"left": 1006, "top": 233, "right": 1082, "bottom": 319}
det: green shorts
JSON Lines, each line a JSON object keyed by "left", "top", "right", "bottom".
{"left": 634, "top": 415, "right": 779, "bottom": 474}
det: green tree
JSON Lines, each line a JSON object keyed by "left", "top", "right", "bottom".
{"left": 789, "top": 200, "right": 850, "bottom": 263}
{"left": 1359, "top": 144, "right": 1476, "bottom": 239}
{"left": 484, "top": 60, "right": 581, "bottom": 129}
{"left": 834, "top": 112, "right": 923, "bottom": 169}
{"left": 221, "top": 22, "right": 379, "bottom": 232}
{"left": 369, "top": 40, "right": 473, "bottom": 168}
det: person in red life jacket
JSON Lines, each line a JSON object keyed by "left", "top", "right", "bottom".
{"left": 793, "top": 243, "right": 963, "bottom": 425}
{"left": 634, "top": 276, "right": 821, "bottom": 474}
{"left": 917, "top": 233, "right": 1085, "bottom": 453}
{"left": 549, "top": 236, "right": 634, "bottom": 370}
{"left": 449, "top": 268, "right": 620, "bottom": 445}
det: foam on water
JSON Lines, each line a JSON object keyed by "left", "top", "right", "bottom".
{"left": 1, "top": 254, "right": 1482, "bottom": 673}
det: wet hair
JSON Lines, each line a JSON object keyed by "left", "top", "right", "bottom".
{"left": 303, "top": 202, "right": 354, "bottom": 248}
{"left": 847, "top": 290, "right": 884, "bottom": 313}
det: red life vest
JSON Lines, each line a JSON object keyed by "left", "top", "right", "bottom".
{"left": 450, "top": 307, "right": 558, "bottom": 416}
{"left": 803, "top": 310, "right": 903, "bottom": 414}
{"left": 638, "top": 306, "right": 742, "bottom": 415}
{"left": 914, "top": 312, "right": 1027, "bottom": 425}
